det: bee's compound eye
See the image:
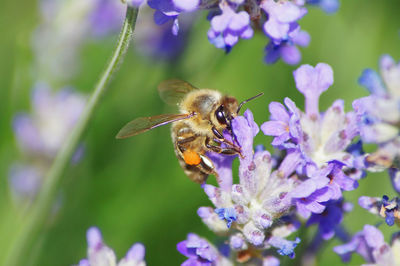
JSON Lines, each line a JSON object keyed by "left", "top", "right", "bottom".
{"left": 183, "top": 150, "right": 201, "bottom": 165}
{"left": 215, "top": 105, "right": 227, "bottom": 125}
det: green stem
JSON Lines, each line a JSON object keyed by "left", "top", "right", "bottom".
{"left": 5, "top": 6, "right": 139, "bottom": 265}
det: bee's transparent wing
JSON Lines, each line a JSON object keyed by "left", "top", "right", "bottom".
{"left": 158, "top": 79, "right": 198, "bottom": 105}
{"left": 116, "top": 113, "right": 194, "bottom": 139}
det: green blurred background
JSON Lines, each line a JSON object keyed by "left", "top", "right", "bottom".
{"left": 0, "top": 1, "right": 400, "bottom": 265}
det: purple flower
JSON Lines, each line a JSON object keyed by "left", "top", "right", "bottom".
{"left": 264, "top": 64, "right": 359, "bottom": 173}
{"left": 8, "top": 163, "right": 43, "bottom": 201}
{"left": 10, "top": 85, "right": 86, "bottom": 202}
{"left": 135, "top": 10, "right": 193, "bottom": 62}
{"left": 307, "top": 0, "right": 340, "bottom": 14}
{"left": 145, "top": 0, "right": 332, "bottom": 65}
{"left": 79, "top": 227, "right": 146, "bottom": 266}
{"left": 208, "top": 2, "right": 253, "bottom": 51}
{"left": 128, "top": 0, "right": 146, "bottom": 7}
{"left": 264, "top": 27, "right": 310, "bottom": 65}
{"left": 202, "top": 110, "right": 298, "bottom": 257}
{"left": 261, "top": 0, "right": 306, "bottom": 41}
{"left": 215, "top": 207, "right": 237, "bottom": 228}
{"left": 359, "top": 195, "right": 400, "bottom": 226}
{"left": 173, "top": 0, "right": 199, "bottom": 11}
{"left": 261, "top": 0, "right": 310, "bottom": 64}
{"left": 268, "top": 237, "right": 301, "bottom": 259}
{"left": 177, "top": 233, "right": 228, "bottom": 265}
{"left": 261, "top": 98, "right": 301, "bottom": 148}
{"left": 293, "top": 63, "right": 333, "bottom": 116}
{"left": 13, "top": 85, "right": 86, "bottom": 158}
{"left": 306, "top": 200, "right": 352, "bottom": 240}
{"left": 353, "top": 55, "right": 400, "bottom": 170}
{"left": 334, "top": 225, "right": 399, "bottom": 265}
{"left": 90, "top": 0, "right": 125, "bottom": 37}
{"left": 389, "top": 168, "right": 400, "bottom": 194}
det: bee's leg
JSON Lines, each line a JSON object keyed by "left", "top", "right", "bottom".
{"left": 212, "top": 127, "right": 224, "bottom": 140}
{"left": 176, "top": 136, "right": 196, "bottom": 153}
{"left": 211, "top": 127, "right": 242, "bottom": 155}
{"left": 205, "top": 137, "right": 239, "bottom": 155}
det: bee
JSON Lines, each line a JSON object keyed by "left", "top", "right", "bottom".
{"left": 116, "top": 79, "right": 263, "bottom": 184}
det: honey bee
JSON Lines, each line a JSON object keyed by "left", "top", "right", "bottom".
{"left": 116, "top": 79, "right": 263, "bottom": 184}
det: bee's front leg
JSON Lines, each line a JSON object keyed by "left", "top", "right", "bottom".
{"left": 205, "top": 137, "right": 239, "bottom": 156}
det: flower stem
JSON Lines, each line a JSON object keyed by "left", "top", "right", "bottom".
{"left": 5, "top": 6, "right": 139, "bottom": 265}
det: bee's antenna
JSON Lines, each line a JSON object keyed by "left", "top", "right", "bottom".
{"left": 237, "top": 92, "right": 264, "bottom": 114}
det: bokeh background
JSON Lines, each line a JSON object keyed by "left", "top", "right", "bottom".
{"left": 0, "top": 0, "right": 400, "bottom": 265}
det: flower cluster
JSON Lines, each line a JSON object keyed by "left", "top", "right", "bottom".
{"left": 9, "top": 84, "right": 86, "bottom": 202}
{"left": 262, "top": 63, "right": 361, "bottom": 222}
{"left": 334, "top": 224, "right": 400, "bottom": 265}
{"left": 353, "top": 55, "right": 400, "bottom": 192}
{"left": 78, "top": 227, "right": 146, "bottom": 266}
{"left": 359, "top": 195, "right": 400, "bottom": 227}
{"left": 172, "top": 62, "right": 366, "bottom": 264}
{"left": 136, "top": 0, "right": 338, "bottom": 65}
{"left": 197, "top": 110, "right": 300, "bottom": 263}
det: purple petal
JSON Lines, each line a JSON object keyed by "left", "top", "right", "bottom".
{"left": 229, "top": 11, "right": 250, "bottom": 31}
{"left": 261, "top": 121, "right": 288, "bottom": 136}
{"left": 269, "top": 102, "right": 290, "bottom": 121}
{"left": 281, "top": 44, "right": 301, "bottom": 65}
{"left": 125, "top": 243, "right": 145, "bottom": 261}
{"left": 87, "top": 227, "right": 103, "bottom": 250}
{"left": 358, "top": 69, "right": 386, "bottom": 96}
{"left": 293, "top": 63, "right": 333, "bottom": 115}
{"left": 172, "top": 0, "right": 199, "bottom": 11}
{"left": 363, "top": 225, "right": 384, "bottom": 248}
{"left": 293, "top": 30, "right": 310, "bottom": 47}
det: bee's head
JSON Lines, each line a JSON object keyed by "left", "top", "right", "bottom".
{"left": 214, "top": 96, "right": 239, "bottom": 130}
{"left": 214, "top": 93, "right": 264, "bottom": 130}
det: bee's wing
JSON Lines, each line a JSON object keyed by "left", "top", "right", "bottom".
{"left": 116, "top": 113, "right": 194, "bottom": 139}
{"left": 158, "top": 79, "right": 198, "bottom": 105}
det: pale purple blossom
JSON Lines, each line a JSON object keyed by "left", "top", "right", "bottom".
{"left": 307, "top": 0, "right": 340, "bottom": 14}
{"left": 208, "top": 2, "right": 253, "bottom": 51}
{"left": 10, "top": 84, "right": 86, "bottom": 201}
{"left": 263, "top": 63, "right": 360, "bottom": 174}
{"left": 353, "top": 55, "right": 400, "bottom": 171}
{"left": 79, "top": 227, "right": 146, "bottom": 266}
{"left": 13, "top": 85, "right": 86, "bottom": 158}
{"left": 359, "top": 195, "right": 400, "bottom": 226}
{"left": 177, "top": 233, "right": 229, "bottom": 265}
{"left": 8, "top": 164, "right": 43, "bottom": 201}
{"left": 146, "top": 0, "right": 335, "bottom": 64}
{"left": 200, "top": 110, "right": 299, "bottom": 261}
{"left": 306, "top": 200, "right": 352, "bottom": 240}
{"left": 334, "top": 225, "right": 400, "bottom": 265}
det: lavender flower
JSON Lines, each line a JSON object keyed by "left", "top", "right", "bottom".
{"left": 262, "top": 63, "right": 359, "bottom": 172}
{"left": 35, "top": 0, "right": 124, "bottom": 82}
{"left": 262, "top": 63, "right": 359, "bottom": 217}
{"left": 177, "top": 233, "right": 230, "bottom": 265}
{"left": 208, "top": 2, "right": 253, "bottom": 52}
{"left": 334, "top": 224, "right": 400, "bottom": 265}
{"left": 10, "top": 84, "right": 86, "bottom": 201}
{"left": 199, "top": 110, "right": 300, "bottom": 263}
{"left": 79, "top": 227, "right": 146, "bottom": 266}
{"left": 146, "top": 0, "right": 336, "bottom": 64}
{"left": 306, "top": 200, "right": 353, "bottom": 240}
{"left": 359, "top": 195, "right": 400, "bottom": 226}
{"left": 8, "top": 163, "right": 43, "bottom": 202}
{"left": 261, "top": 0, "right": 310, "bottom": 64}
{"left": 307, "top": 0, "right": 340, "bottom": 14}
{"left": 353, "top": 55, "right": 400, "bottom": 171}
{"left": 13, "top": 84, "right": 86, "bottom": 158}
{"left": 134, "top": 8, "right": 193, "bottom": 62}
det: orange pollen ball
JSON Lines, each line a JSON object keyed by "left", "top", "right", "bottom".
{"left": 183, "top": 150, "right": 201, "bottom": 165}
